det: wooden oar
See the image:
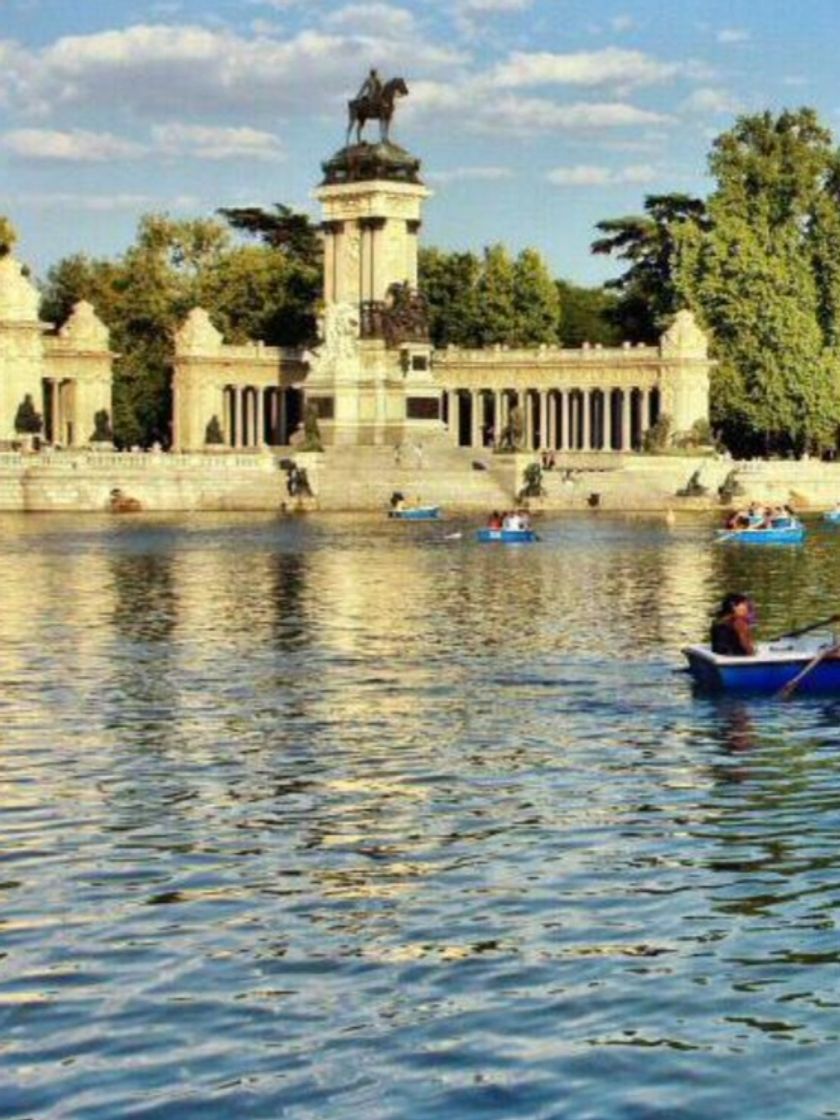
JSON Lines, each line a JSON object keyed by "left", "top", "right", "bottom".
{"left": 767, "top": 613, "right": 840, "bottom": 643}
{"left": 777, "top": 642, "right": 840, "bottom": 699}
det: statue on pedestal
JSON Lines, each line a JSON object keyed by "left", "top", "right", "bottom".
{"left": 347, "top": 71, "right": 409, "bottom": 145}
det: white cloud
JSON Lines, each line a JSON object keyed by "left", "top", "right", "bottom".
{"left": 546, "top": 163, "right": 657, "bottom": 186}
{"left": 152, "top": 123, "right": 284, "bottom": 161}
{"left": 405, "top": 80, "right": 672, "bottom": 135}
{"left": 1, "top": 127, "right": 144, "bottom": 161}
{"left": 4, "top": 22, "right": 464, "bottom": 120}
{"left": 324, "top": 3, "right": 416, "bottom": 36}
{"left": 1, "top": 123, "right": 285, "bottom": 163}
{"left": 717, "top": 28, "right": 750, "bottom": 44}
{"left": 681, "top": 87, "right": 742, "bottom": 115}
{"left": 0, "top": 190, "right": 200, "bottom": 213}
{"left": 459, "top": 0, "right": 532, "bottom": 9}
{"left": 489, "top": 96, "right": 671, "bottom": 133}
{"left": 490, "top": 48, "right": 680, "bottom": 89}
{"left": 610, "top": 15, "right": 635, "bottom": 32}
{"left": 427, "top": 165, "right": 513, "bottom": 183}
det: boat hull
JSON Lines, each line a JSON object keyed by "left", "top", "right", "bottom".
{"left": 683, "top": 643, "right": 840, "bottom": 694}
{"left": 389, "top": 507, "right": 440, "bottom": 521}
{"left": 716, "top": 526, "right": 805, "bottom": 544}
{"left": 476, "top": 528, "right": 537, "bottom": 543}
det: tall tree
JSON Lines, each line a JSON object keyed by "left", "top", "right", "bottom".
{"left": 418, "top": 247, "right": 483, "bottom": 347}
{"left": 555, "top": 281, "right": 622, "bottom": 347}
{"left": 475, "top": 243, "right": 517, "bottom": 345}
{"left": 512, "top": 248, "right": 562, "bottom": 344}
{"left": 592, "top": 193, "right": 707, "bottom": 342}
{"left": 676, "top": 108, "right": 840, "bottom": 454}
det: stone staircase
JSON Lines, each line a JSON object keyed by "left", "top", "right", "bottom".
{"left": 307, "top": 442, "right": 518, "bottom": 511}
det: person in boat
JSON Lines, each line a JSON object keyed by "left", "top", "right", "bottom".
{"left": 711, "top": 593, "right": 756, "bottom": 656}
{"left": 503, "top": 510, "right": 523, "bottom": 531}
{"left": 389, "top": 490, "right": 405, "bottom": 512}
{"left": 487, "top": 510, "right": 503, "bottom": 529}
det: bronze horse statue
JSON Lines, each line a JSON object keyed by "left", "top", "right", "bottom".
{"left": 347, "top": 77, "right": 408, "bottom": 145}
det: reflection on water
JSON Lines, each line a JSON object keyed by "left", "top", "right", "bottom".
{"left": 2, "top": 512, "right": 840, "bottom": 1119}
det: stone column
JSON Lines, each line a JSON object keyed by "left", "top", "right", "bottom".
{"left": 621, "top": 390, "right": 632, "bottom": 452}
{"left": 539, "top": 390, "right": 549, "bottom": 450}
{"left": 256, "top": 388, "right": 265, "bottom": 447}
{"left": 547, "top": 392, "right": 557, "bottom": 450}
{"left": 471, "top": 391, "right": 482, "bottom": 448}
{"left": 564, "top": 391, "right": 573, "bottom": 451}
{"left": 50, "top": 378, "right": 60, "bottom": 446}
{"left": 233, "top": 387, "right": 243, "bottom": 449}
{"left": 494, "top": 391, "right": 504, "bottom": 444}
{"left": 581, "top": 391, "right": 591, "bottom": 451}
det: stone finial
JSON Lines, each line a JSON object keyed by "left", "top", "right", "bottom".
{"left": 0, "top": 255, "right": 40, "bottom": 322}
{"left": 660, "top": 309, "right": 708, "bottom": 359}
{"left": 175, "top": 308, "right": 223, "bottom": 355}
{"left": 58, "top": 300, "right": 110, "bottom": 348}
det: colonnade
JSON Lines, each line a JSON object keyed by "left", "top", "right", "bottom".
{"left": 222, "top": 385, "right": 302, "bottom": 449}
{"left": 444, "top": 386, "right": 661, "bottom": 452}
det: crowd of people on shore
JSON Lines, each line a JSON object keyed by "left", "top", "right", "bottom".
{"left": 725, "top": 502, "right": 797, "bottom": 530}
{"left": 486, "top": 509, "right": 532, "bottom": 531}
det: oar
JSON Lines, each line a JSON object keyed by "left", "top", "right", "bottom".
{"left": 767, "top": 613, "right": 840, "bottom": 643}
{"left": 777, "top": 642, "right": 840, "bottom": 699}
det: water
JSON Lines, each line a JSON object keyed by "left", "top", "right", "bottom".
{"left": 2, "top": 511, "right": 840, "bottom": 1119}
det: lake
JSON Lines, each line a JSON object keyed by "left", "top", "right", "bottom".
{"left": 2, "top": 511, "right": 840, "bottom": 1119}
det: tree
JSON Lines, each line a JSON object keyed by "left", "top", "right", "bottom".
{"left": 676, "top": 108, "right": 840, "bottom": 455}
{"left": 512, "top": 248, "right": 561, "bottom": 345}
{"left": 418, "top": 247, "right": 482, "bottom": 347}
{"left": 555, "top": 281, "right": 622, "bottom": 346}
{"left": 475, "top": 243, "right": 517, "bottom": 345}
{"left": 592, "top": 193, "right": 708, "bottom": 342}
{"left": 217, "top": 204, "right": 322, "bottom": 270}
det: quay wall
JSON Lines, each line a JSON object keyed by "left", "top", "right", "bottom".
{"left": 2, "top": 449, "right": 840, "bottom": 513}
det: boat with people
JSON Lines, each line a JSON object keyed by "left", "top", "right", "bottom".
{"left": 387, "top": 491, "right": 441, "bottom": 520}
{"left": 823, "top": 505, "right": 840, "bottom": 524}
{"left": 685, "top": 603, "right": 840, "bottom": 694}
{"left": 684, "top": 639, "right": 840, "bottom": 694}
{"left": 717, "top": 504, "right": 805, "bottom": 543}
{"left": 476, "top": 509, "right": 538, "bottom": 543}
{"left": 389, "top": 505, "right": 441, "bottom": 521}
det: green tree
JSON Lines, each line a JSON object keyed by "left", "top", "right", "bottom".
{"left": 592, "top": 193, "right": 707, "bottom": 342}
{"left": 475, "top": 243, "right": 517, "bottom": 345}
{"left": 418, "top": 247, "right": 482, "bottom": 347}
{"left": 555, "top": 281, "right": 622, "bottom": 346}
{"left": 512, "top": 248, "right": 561, "bottom": 344}
{"left": 677, "top": 108, "right": 840, "bottom": 455}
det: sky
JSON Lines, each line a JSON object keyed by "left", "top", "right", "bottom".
{"left": 1, "top": 0, "right": 839, "bottom": 286}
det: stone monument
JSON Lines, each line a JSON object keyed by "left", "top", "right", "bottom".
{"left": 305, "top": 72, "right": 441, "bottom": 446}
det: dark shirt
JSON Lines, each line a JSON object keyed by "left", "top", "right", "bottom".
{"left": 710, "top": 617, "right": 754, "bottom": 656}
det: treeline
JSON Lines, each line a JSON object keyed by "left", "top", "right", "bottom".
{"left": 8, "top": 106, "right": 840, "bottom": 455}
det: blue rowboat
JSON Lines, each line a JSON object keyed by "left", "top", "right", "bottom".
{"left": 476, "top": 527, "right": 537, "bottom": 543}
{"left": 716, "top": 521, "right": 805, "bottom": 544}
{"left": 683, "top": 640, "right": 840, "bottom": 694}
{"left": 389, "top": 506, "right": 441, "bottom": 521}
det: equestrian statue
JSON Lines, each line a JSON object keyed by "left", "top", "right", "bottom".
{"left": 347, "top": 69, "right": 409, "bottom": 145}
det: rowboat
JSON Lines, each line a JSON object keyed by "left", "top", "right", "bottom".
{"left": 388, "top": 505, "right": 441, "bottom": 521}
{"left": 716, "top": 520, "right": 805, "bottom": 544}
{"left": 823, "top": 508, "right": 840, "bottom": 524}
{"left": 683, "top": 639, "right": 840, "bottom": 694}
{"left": 476, "top": 527, "right": 537, "bottom": 543}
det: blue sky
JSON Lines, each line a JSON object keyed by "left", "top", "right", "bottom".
{"left": 1, "top": 0, "right": 838, "bottom": 286}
